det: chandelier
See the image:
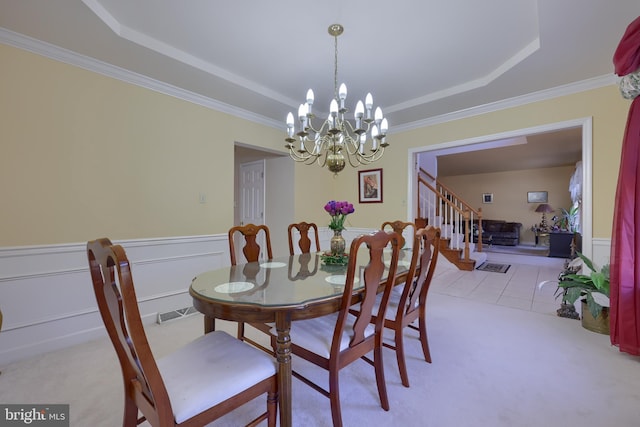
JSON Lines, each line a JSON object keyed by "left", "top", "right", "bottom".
{"left": 285, "top": 24, "right": 389, "bottom": 175}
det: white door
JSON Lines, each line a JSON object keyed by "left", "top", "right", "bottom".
{"left": 238, "top": 160, "right": 266, "bottom": 260}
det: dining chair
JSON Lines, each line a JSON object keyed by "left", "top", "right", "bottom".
{"left": 381, "top": 220, "right": 416, "bottom": 249}
{"left": 87, "top": 238, "right": 278, "bottom": 427}
{"left": 228, "top": 223, "right": 274, "bottom": 266}
{"left": 288, "top": 221, "right": 321, "bottom": 255}
{"left": 360, "top": 226, "right": 441, "bottom": 388}
{"left": 285, "top": 230, "right": 401, "bottom": 427}
{"left": 228, "top": 223, "right": 275, "bottom": 351}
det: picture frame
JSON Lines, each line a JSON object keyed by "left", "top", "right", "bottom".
{"left": 358, "top": 168, "right": 383, "bottom": 203}
{"left": 527, "top": 191, "right": 548, "bottom": 203}
{"left": 482, "top": 193, "right": 493, "bottom": 204}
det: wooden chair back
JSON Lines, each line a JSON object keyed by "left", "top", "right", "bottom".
{"left": 381, "top": 220, "right": 416, "bottom": 249}
{"left": 87, "top": 238, "right": 278, "bottom": 426}
{"left": 401, "top": 226, "right": 441, "bottom": 322}
{"left": 228, "top": 224, "right": 274, "bottom": 345}
{"left": 88, "top": 238, "right": 177, "bottom": 425}
{"left": 288, "top": 222, "right": 321, "bottom": 255}
{"left": 337, "top": 230, "right": 401, "bottom": 355}
{"left": 289, "top": 230, "right": 401, "bottom": 426}
{"left": 383, "top": 225, "right": 441, "bottom": 387}
{"left": 228, "top": 223, "right": 273, "bottom": 265}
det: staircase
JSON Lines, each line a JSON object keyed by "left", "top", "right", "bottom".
{"left": 416, "top": 168, "right": 487, "bottom": 271}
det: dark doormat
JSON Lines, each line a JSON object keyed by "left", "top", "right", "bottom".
{"left": 476, "top": 262, "right": 511, "bottom": 273}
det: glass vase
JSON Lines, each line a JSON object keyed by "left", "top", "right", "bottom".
{"left": 330, "top": 230, "right": 346, "bottom": 255}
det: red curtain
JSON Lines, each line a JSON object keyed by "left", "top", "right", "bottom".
{"left": 610, "top": 16, "right": 640, "bottom": 356}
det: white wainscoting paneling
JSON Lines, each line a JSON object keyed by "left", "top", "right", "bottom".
{"left": 0, "top": 235, "right": 228, "bottom": 366}
{"left": 591, "top": 238, "right": 612, "bottom": 270}
{"left": 1, "top": 231, "right": 608, "bottom": 366}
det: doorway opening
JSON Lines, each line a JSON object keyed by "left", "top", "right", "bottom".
{"left": 407, "top": 117, "right": 592, "bottom": 261}
{"left": 234, "top": 143, "right": 293, "bottom": 257}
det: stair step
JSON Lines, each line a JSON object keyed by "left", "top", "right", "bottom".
{"left": 418, "top": 219, "right": 478, "bottom": 271}
{"left": 439, "top": 246, "right": 477, "bottom": 271}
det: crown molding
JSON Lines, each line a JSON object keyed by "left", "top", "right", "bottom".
{"left": 393, "top": 74, "right": 618, "bottom": 133}
{"left": 0, "top": 27, "right": 282, "bottom": 130}
{"left": 1, "top": 27, "right": 618, "bottom": 135}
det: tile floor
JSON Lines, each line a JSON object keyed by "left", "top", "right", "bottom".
{"left": 432, "top": 251, "right": 569, "bottom": 316}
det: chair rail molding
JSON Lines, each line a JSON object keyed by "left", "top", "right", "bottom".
{"left": 0, "top": 234, "right": 227, "bottom": 366}
{"left": 0, "top": 232, "right": 611, "bottom": 366}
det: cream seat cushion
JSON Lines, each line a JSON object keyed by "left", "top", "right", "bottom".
{"left": 282, "top": 312, "right": 375, "bottom": 358}
{"left": 156, "top": 330, "right": 276, "bottom": 424}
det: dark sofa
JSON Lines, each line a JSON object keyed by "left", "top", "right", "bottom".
{"left": 472, "top": 219, "right": 522, "bottom": 246}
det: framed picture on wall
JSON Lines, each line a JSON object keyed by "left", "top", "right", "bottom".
{"left": 358, "top": 168, "right": 383, "bottom": 203}
{"left": 527, "top": 191, "right": 548, "bottom": 203}
{"left": 482, "top": 193, "right": 493, "bottom": 203}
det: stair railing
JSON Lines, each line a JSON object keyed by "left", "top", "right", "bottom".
{"left": 417, "top": 168, "right": 484, "bottom": 261}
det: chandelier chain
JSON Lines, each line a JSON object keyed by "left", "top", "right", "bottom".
{"left": 334, "top": 33, "right": 339, "bottom": 102}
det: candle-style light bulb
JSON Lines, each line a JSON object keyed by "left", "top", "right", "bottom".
{"left": 354, "top": 101, "right": 364, "bottom": 118}
{"left": 329, "top": 99, "right": 338, "bottom": 116}
{"left": 306, "top": 89, "right": 314, "bottom": 116}
{"left": 329, "top": 99, "right": 338, "bottom": 128}
{"left": 298, "top": 103, "right": 308, "bottom": 129}
{"left": 338, "top": 83, "right": 347, "bottom": 101}
{"left": 365, "top": 93, "right": 373, "bottom": 109}
{"left": 380, "top": 118, "right": 388, "bottom": 134}
{"left": 286, "top": 112, "right": 295, "bottom": 137}
{"left": 354, "top": 100, "right": 364, "bottom": 129}
{"left": 338, "top": 83, "right": 347, "bottom": 111}
{"left": 374, "top": 107, "right": 383, "bottom": 123}
{"left": 365, "top": 93, "right": 374, "bottom": 120}
{"left": 371, "top": 125, "right": 379, "bottom": 149}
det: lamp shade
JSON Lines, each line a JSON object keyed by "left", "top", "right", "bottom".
{"left": 535, "top": 203, "right": 554, "bottom": 213}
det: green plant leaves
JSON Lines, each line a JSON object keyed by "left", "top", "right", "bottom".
{"left": 557, "top": 252, "right": 610, "bottom": 318}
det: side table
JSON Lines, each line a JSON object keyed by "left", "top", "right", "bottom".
{"left": 549, "top": 232, "right": 574, "bottom": 258}
{"left": 535, "top": 231, "right": 550, "bottom": 246}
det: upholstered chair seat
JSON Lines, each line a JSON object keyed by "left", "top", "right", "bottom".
{"left": 157, "top": 331, "right": 277, "bottom": 424}
{"left": 274, "top": 313, "right": 375, "bottom": 359}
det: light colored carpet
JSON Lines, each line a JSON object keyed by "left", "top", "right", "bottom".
{"left": 1, "top": 260, "right": 638, "bottom": 426}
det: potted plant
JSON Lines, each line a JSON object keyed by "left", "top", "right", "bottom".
{"left": 554, "top": 206, "right": 579, "bottom": 232}
{"left": 556, "top": 252, "right": 610, "bottom": 334}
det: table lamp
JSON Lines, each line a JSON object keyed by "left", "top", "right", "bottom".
{"left": 535, "top": 203, "right": 554, "bottom": 231}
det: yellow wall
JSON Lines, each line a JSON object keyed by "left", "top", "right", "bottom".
{"left": 439, "top": 166, "right": 575, "bottom": 244}
{"left": 0, "top": 44, "right": 283, "bottom": 246}
{"left": 345, "top": 85, "right": 630, "bottom": 238}
{"left": 0, "top": 42, "right": 631, "bottom": 246}
{"left": 294, "top": 143, "right": 411, "bottom": 230}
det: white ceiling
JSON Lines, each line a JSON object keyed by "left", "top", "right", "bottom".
{"left": 0, "top": 0, "right": 637, "bottom": 173}
{"left": 436, "top": 127, "right": 583, "bottom": 176}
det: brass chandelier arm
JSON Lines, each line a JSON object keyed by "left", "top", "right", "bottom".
{"left": 344, "top": 146, "right": 386, "bottom": 167}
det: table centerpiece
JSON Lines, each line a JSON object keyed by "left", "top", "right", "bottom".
{"left": 320, "top": 200, "right": 354, "bottom": 265}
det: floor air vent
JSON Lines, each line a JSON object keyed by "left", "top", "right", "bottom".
{"left": 157, "top": 306, "right": 198, "bottom": 324}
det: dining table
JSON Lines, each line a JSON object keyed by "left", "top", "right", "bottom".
{"left": 189, "top": 247, "right": 412, "bottom": 427}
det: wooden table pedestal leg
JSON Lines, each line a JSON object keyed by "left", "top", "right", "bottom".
{"left": 275, "top": 312, "right": 292, "bottom": 427}
{"left": 203, "top": 316, "right": 215, "bottom": 334}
